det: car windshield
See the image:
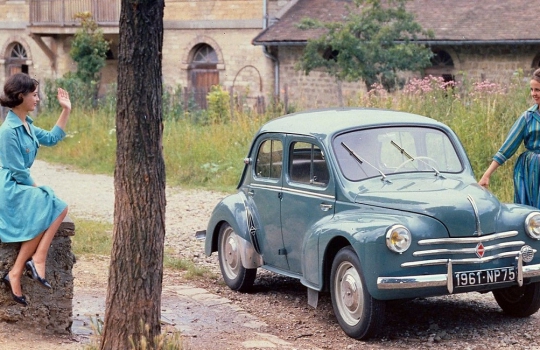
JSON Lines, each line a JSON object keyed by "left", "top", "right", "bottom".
{"left": 333, "top": 126, "right": 463, "bottom": 181}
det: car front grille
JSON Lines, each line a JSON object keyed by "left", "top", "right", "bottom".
{"left": 402, "top": 230, "right": 531, "bottom": 268}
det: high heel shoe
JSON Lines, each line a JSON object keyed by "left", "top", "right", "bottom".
{"left": 25, "top": 259, "right": 52, "bottom": 289}
{"left": 3, "top": 273, "right": 28, "bottom": 306}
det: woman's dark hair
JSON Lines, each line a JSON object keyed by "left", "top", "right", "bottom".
{"left": 533, "top": 68, "right": 540, "bottom": 84}
{"left": 0, "top": 73, "right": 39, "bottom": 108}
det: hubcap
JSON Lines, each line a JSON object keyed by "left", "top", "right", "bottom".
{"left": 335, "top": 261, "right": 364, "bottom": 326}
{"left": 341, "top": 274, "right": 359, "bottom": 311}
{"left": 221, "top": 227, "right": 240, "bottom": 278}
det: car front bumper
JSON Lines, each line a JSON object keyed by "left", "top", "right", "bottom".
{"left": 377, "top": 253, "right": 540, "bottom": 293}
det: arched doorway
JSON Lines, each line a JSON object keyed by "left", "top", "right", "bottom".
{"left": 188, "top": 44, "right": 219, "bottom": 109}
{"left": 425, "top": 49, "right": 455, "bottom": 82}
{"left": 6, "top": 42, "right": 29, "bottom": 77}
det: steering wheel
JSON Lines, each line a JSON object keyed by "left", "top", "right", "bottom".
{"left": 394, "top": 156, "right": 439, "bottom": 173}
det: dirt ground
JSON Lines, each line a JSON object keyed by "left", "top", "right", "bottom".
{"left": 3, "top": 160, "right": 540, "bottom": 349}
{"left": 5, "top": 255, "right": 540, "bottom": 350}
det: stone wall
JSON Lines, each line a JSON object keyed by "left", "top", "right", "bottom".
{"left": 276, "top": 46, "right": 364, "bottom": 109}
{"left": 276, "top": 44, "right": 540, "bottom": 109}
{"left": 447, "top": 45, "right": 540, "bottom": 83}
{"left": 0, "top": 218, "right": 75, "bottom": 335}
{"left": 164, "top": 0, "right": 262, "bottom": 20}
{"left": 163, "top": 28, "right": 273, "bottom": 107}
{"left": 0, "top": 0, "right": 287, "bottom": 109}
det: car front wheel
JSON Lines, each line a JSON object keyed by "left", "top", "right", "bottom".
{"left": 493, "top": 282, "right": 540, "bottom": 317}
{"left": 330, "top": 246, "right": 385, "bottom": 339}
{"left": 218, "top": 223, "right": 257, "bottom": 292}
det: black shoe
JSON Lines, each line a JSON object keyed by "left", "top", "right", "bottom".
{"left": 25, "top": 259, "right": 52, "bottom": 289}
{"left": 3, "top": 273, "right": 28, "bottom": 306}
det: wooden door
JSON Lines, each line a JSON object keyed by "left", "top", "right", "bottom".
{"left": 190, "top": 69, "right": 219, "bottom": 109}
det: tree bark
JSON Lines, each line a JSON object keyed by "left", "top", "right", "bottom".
{"left": 100, "top": 1, "right": 165, "bottom": 349}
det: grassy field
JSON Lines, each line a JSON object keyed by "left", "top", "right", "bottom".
{"left": 36, "top": 74, "right": 532, "bottom": 203}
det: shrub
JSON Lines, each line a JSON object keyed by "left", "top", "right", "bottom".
{"left": 206, "top": 85, "right": 231, "bottom": 124}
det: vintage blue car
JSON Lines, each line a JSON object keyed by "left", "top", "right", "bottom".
{"left": 203, "top": 108, "right": 540, "bottom": 339}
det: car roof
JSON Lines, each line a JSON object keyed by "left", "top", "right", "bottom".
{"left": 258, "top": 108, "right": 445, "bottom": 138}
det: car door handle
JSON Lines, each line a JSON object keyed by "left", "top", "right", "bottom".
{"left": 248, "top": 190, "right": 254, "bottom": 196}
{"left": 320, "top": 203, "right": 333, "bottom": 212}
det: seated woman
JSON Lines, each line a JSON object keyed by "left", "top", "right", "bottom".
{"left": 0, "top": 73, "right": 71, "bottom": 306}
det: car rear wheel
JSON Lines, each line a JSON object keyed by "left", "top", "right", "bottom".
{"left": 218, "top": 223, "right": 257, "bottom": 292}
{"left": 493, "top": 282, "right": 540, "bottom": 317}
{"left": 330, "top": 246, "right": 385, "bottom": 339}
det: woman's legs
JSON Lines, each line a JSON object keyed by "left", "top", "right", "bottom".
{"left": 31, "top": 207, "right": 68, "bottom": 277}
{"left": 6, "top": 207, "right": 68, "bottom": 296}
{"left": 7, "top": 234, "right": 43, "bottom": 297}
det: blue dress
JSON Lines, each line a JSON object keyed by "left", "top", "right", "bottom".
{"left": 0, "top": 110, "right": 67, "bottom": 243}
{"left": 493, "top": 104, "right": 540, "bottom": 208}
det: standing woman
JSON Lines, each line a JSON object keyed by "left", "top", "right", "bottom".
{"left": 0, "top": 73, "right": 70, "bottom": 306}
{"left": 479, "top": 68, "right": 540, "bottom": 208}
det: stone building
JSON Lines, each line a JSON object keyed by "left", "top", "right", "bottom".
{"left": 0, "top": 0, "right": 291, "bottom": 109}
{"left": 1, "top": 0, "right": 539, "bottom": 110}
{"left": 0, "top": 1, "right": 120, "bottom": 92}
{"left": 254, "top": 0, "right": 540, "bottom": 108}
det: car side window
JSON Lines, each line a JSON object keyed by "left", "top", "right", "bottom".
{"left": 289, "top": 142, "right": 329, "bottom": 186}
{"left": 255, "top": 139, "right": 283, "bottom": 179}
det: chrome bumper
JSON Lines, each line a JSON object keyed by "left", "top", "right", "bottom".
{"left": 377, "top": 254, "right": 540, "bottom": 293}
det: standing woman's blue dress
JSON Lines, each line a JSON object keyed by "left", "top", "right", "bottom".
{"left": 493, "top": 104, "right": 540, "bottom": 208}
{"left": 0, "top": 110, "right": 67, "bottom": 243}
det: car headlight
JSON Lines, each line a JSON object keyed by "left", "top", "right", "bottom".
{"left": 386, "top": 225, "right": 412, "bottom": 253}
{"left": 525, "top": 212, "right": 540, "bottom": 240}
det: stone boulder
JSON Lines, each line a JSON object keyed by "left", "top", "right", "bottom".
{"left": 0, "top": 218, "right": 75, "bottom": 334}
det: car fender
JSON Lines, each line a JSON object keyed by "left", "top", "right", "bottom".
{"left": 205, "top": 192, "right": 263, "bottom": 269}
{"left": 300, "top": 213, "right": 381, "bottom": 291}
{"left": 301, "top": 209, "right": 446, "bottom": 296}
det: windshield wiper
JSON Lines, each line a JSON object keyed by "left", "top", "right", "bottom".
{"left": 341, "top": 142, "right": 391, "bottom": 183}
{"left": 390, "top": 140, "right": 444, "bottom": 178}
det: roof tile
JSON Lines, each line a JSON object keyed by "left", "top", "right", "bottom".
{"left": 253, "top": 0, "right": 539, "bottom": 44}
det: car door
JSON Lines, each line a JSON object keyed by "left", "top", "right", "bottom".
{"left": 280, "top": 138, "right": 336, "bottom": 275}
{"left": 246, "top": 134, "right": 289, "bottom": 270}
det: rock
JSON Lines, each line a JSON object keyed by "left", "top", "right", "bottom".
{"left": 0, "top": 218, "right": 75, "bottom": 334}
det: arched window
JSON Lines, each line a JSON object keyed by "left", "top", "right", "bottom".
{"left": 6, "top": 42, "right": 29, "bottom": 76}
{"left": 425, "top": 49, "right": 455, "bottom": 82}
{"left": 192, "top": 44, "right": 218, "bottom": 67}
{"left": 188, "top": 44, "right": 219, "bottom": 109}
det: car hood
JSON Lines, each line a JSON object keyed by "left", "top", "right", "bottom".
{"left": 353, "top": 177, "right": 502, "bottom": 237}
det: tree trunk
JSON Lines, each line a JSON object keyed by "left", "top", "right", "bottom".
{"left": 100, "top": 1, "right": 165, "bottom": 349}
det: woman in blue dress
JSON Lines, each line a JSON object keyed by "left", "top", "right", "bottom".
{"left": 0, "top": 73, "right": 70, "bottom": 306}
{"left": 479, "top": 68, "right": 540, "bottom": 208}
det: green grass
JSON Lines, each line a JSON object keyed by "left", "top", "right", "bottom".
{"left": 163, "top": 250, "right": 214, "bottom": 279}
{"left": 71, "top": 218, "right": 113, "bottom": 256}
{"left": 36, "top": 109, "right": 269, "bottom": 192}
{"left": 72, "top": 217, "right": 213, "bottom": 278}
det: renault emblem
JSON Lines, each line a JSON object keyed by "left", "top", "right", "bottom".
{"left": 475, "top": 242, "right": 485, "bottom": 259}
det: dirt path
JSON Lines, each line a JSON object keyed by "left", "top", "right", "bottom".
{"left": 0, "top": 160, "right": 297, "bottom": 350}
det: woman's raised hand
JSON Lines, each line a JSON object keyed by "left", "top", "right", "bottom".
{"left": 57, "top": 88, "right": 71, "bottom": 111}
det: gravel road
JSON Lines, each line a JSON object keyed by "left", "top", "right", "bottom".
{"left": 21, "top": 160, "right": 540, "bottom": 349}
{"left": 31, "top": 160, "right": 225, "bottom": 264}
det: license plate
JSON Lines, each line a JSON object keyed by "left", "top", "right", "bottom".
{"left": 454, "top": 267, "right": 516, "bottom": 287}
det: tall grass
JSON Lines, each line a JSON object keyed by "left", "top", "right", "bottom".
{"left": 163, "top": 114, "right": 268, "bottom": 190}
{"left": 34, "top": 75, "right": 533, "bottom": 202}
